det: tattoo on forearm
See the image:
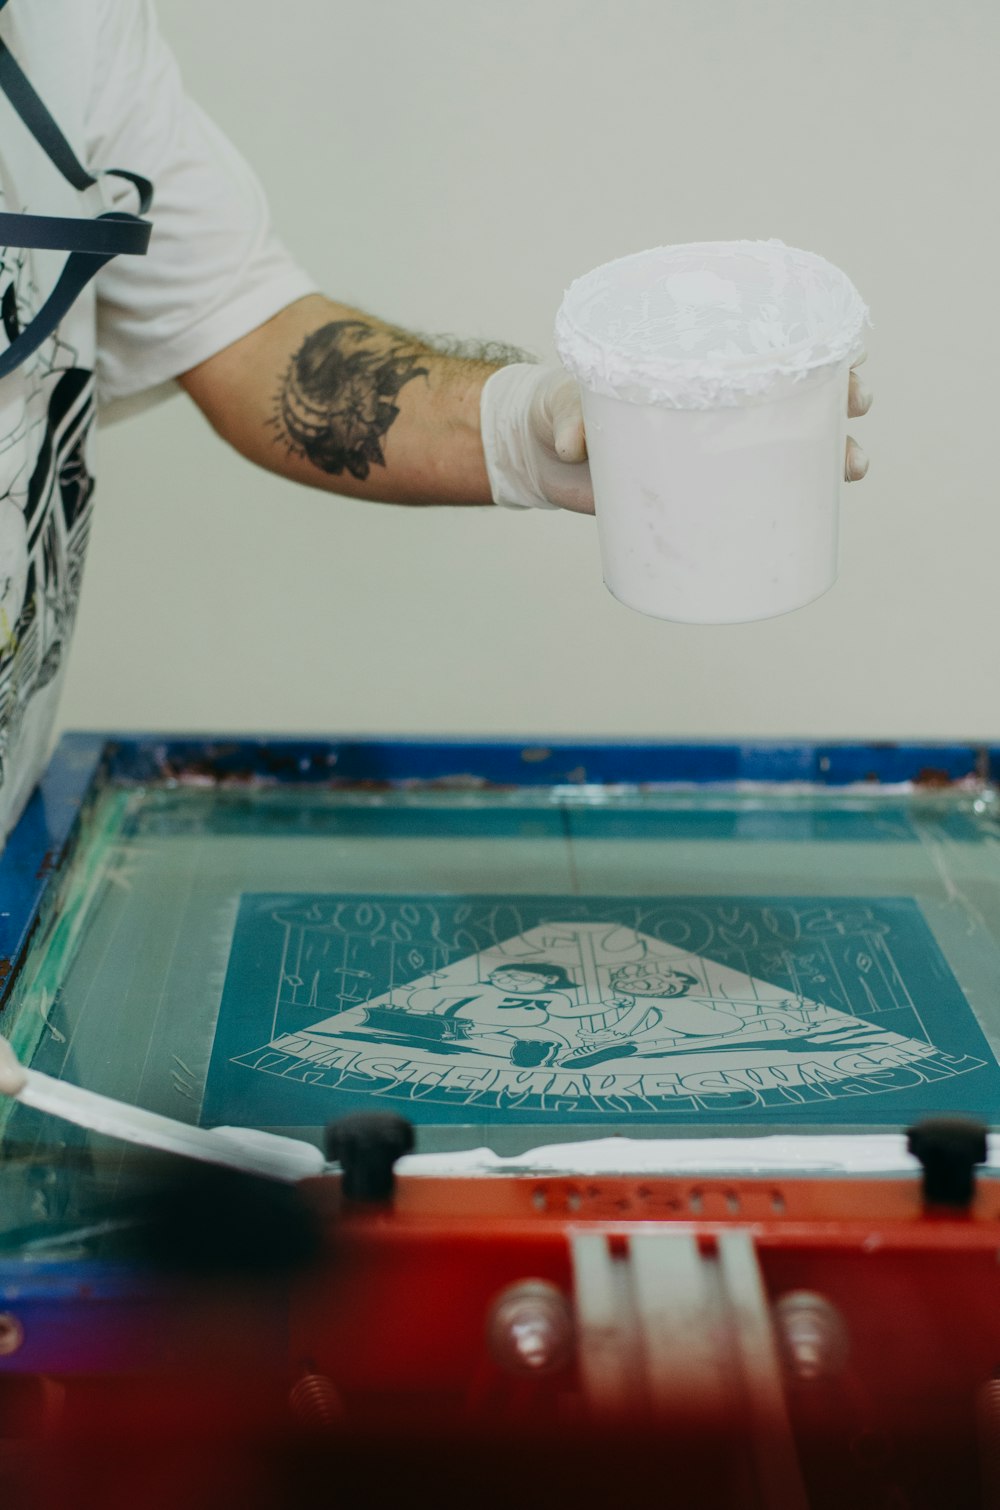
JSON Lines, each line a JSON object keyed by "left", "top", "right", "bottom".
{"left": 414, "top": 333, "right": 531, "bottom": 366}
{"left": 272, "top": 320, "right": 429, "bottom": 480}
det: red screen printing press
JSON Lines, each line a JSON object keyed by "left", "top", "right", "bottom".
{"left": 3, "top": 735, "right": 1000, "bottom": 1508}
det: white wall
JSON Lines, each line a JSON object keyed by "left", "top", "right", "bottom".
{"left": 58, "top": 0, "right": 1000, "bottom": 743}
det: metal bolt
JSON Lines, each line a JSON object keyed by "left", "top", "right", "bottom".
{"left": 0, "top": 1312, "right": 24, "bottom": 1356}
{"left": 977, "top": 1376, "right": 1000, "bottom": 1506}
{"left": 289, "top": 1372, "right": 343, "bottom": 1429}
{"left": 487, "top": 1280, "right": 574, "bottom": 1376}
{"left": 774, "top": 1291, "right": 848, "bottom": 1384}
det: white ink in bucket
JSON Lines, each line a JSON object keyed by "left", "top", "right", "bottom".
{"left": 555, "top": 241, "right": 869, "bottom": 624}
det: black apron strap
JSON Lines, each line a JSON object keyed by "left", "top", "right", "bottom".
{"left": 0, "top": 40, "right": 98, "bottom": 193}
{"left": 0, "top": 40, "right": 152, "bottom": 213}
{"left": 0, "top": 209, "right": 150, "bottom": 257}
{"left": 0, "top": 246, "right": 115, "bottom": 379}
{"left": 0, "top": 8, "right": 153, "bottom": 378}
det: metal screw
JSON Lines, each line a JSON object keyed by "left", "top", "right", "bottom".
{"left": 289, "top": 1372, "right": 343, "bottom": 1429}
{"left": 487, "top": 1280, "right": 575, "bottom": 1376}
{"left": 774, "top": 1291, "right": 848, "bottom": 1383}
{"left": 977, "top": 1376, "right": 1000, "bottom": 1507}
{"left": 0, "top": 1312, "right": 24, "bottom": 1356}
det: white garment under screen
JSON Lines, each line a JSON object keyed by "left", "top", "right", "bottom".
{"left": 0, "top": 0, "right": 317, "bottom": 842}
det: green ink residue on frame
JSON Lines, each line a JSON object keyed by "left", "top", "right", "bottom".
{"left": 0, "top": 788, "right": 137, "bottom": 1137}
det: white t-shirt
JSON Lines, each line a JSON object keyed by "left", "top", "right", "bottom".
{"left": 0, "top": 0, "right": 317, "bottom": 842}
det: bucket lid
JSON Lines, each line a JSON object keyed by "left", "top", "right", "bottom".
{"left": 555, "top": 240, "right": 869, "bottom": 409}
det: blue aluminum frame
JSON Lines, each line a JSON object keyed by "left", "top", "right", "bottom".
{"left": 0, "top": 732, "right": 106, "bottom": 1001}
{"left": 96, "top": 733, "right": 994, "bottom": 789}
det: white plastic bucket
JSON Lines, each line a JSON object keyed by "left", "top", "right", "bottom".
{"left": 555, "top": 241, "right": 868, "bottom": 624}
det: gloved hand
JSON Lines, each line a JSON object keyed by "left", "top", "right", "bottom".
{"left": 481, "top": 358, "right": 873, "bottom": 512}
{"left": 480, "top": 363, "right": 594, "bottom": 515}
{"left": 845, "top": 358, "right": 872, "bottom": 480}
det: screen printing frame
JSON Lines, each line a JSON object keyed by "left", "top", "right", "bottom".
{"left": 2, "top": 733, "right": 1000, "bottom": 1383}
{"left": 2, "top": 730, "right": 997, "bottom": 1017}
{"left": 5, "top": 732, "right": 1000, "bottom": 1156}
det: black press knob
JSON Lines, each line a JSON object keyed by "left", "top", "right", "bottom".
{"left": 324, "top": 1112, "right": 415, "bottom": 1202}
{"left": 906, "top": 1116, "right": 988, "bottom": 1209}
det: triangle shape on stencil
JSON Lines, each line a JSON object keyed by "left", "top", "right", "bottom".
{"left": 233, "top": 920, "right": 962, "bottom": 1106}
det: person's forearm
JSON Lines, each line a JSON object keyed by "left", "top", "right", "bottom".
{"left": 179, "top": 293, "right": 499, "bottom": 505}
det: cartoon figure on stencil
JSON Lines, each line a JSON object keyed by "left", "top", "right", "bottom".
{"left": 399, "top": 962, "right": 581, "bottom": 1067}
{"left": 561, "top": 960, "right": 745, "bottom": 1067}
{"left": 559, "top": 958, "right": 852, "bottom": 1068}
{"left": 233, "top": 916, "right": 985, "bottom": 1116}
{"left": 278, "top": 959, "right": 585, "bottom": 1067}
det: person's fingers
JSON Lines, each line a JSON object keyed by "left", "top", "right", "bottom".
{"left": 845, "top": 436, "right": 869, "bottom": 482}
{"left": 848, "top": 367, "right": 872, "bottom": 418}
{"left": 546, "top": 376, "right": 589, "bottom": 463}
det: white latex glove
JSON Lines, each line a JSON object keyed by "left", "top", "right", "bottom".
{"left": 481, "top": 358, "right": 872, "bottom": 510}
{"left": 845, "top": 357, "right": 873, "bottom": 480}
{"left": 480, "top": 363, "right": 594, "bottom": 515}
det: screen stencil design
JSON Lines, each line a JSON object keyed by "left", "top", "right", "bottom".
{"left": 202, "top": 895, "right": 1000, "bottom": 1129}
